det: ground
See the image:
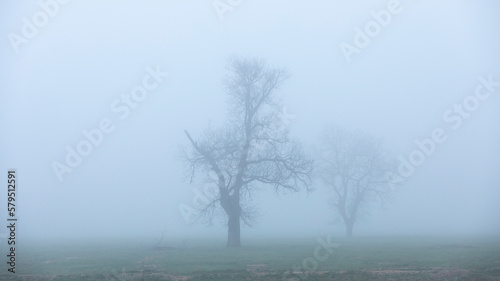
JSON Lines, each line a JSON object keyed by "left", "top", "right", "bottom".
{"left": 1, "top": 236, "right": 499, "bottom": 280}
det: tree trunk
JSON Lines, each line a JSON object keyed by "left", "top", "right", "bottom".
{"left": 220, "top": 188, "right": 242, "bottom": 247}
{"left": 345, "top": 220, "right": 354, "bottom": 238}
{"left": 227, "top": 211, "right": 241, "bottom": 247}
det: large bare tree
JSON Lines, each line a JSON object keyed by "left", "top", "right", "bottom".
{"left": 317, "top": 127, "right": 394, "bottom": 237}
{"left": 181, "top": 57, "right": 313, "bottom": 247}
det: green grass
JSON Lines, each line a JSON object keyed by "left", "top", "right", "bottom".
{"left": 2, "top": 236, "right": 500, "bottom": 280}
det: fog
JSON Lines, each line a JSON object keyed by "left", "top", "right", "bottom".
{"left": 1, "top": 0, "right": 499, "bottom": 245}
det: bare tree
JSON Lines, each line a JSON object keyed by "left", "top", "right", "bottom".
{"left": 317, "top": 127, "right": 394, "bottom": 237}
{"left": 181, "top": 57, "right": 313, "bottom": 247}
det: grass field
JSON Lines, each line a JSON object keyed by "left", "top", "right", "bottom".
{"left": 1, "top": 236, "right": 500, "bottom": 280}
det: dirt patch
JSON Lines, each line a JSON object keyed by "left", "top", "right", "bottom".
{"left": 247, "top": 264, "right": 267, "bottom": 267}
{"left": 369, "top": 269, "right": 421, "bottom": 274}
{"left": 367, "top": 267, "right": 470, "bottom": 280}
{"left": 41, "top": 256, "right": 79, "bottom": 264}
{"left": 150, "top": 273, "right": 191, "bottom": 280}
{"left": 429, "top": 268, "right": 469, "bottom": 279}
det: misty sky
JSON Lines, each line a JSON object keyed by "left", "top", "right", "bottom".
{"left": 1, "top": 0, "right": 499, "bottom": 242}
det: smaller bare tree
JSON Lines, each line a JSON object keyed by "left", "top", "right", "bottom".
{"left": 317, "top": 127, "right": 394, "bottom": 237}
